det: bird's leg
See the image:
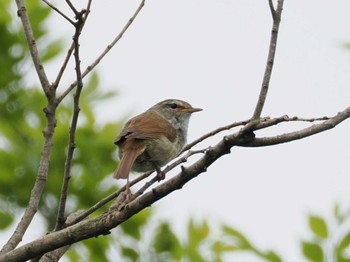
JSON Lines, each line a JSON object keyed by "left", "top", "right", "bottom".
{"left": 152, "top": 162, "right": 165, "bottom": 181}
{"left": 125, "top": 176, "right": 133, "bottom": 201}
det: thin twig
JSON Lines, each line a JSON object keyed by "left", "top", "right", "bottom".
{"left": 268, "top": 0, "right": 275, "bottom": 17}
{"left": 129, "top": 149, "right": 206, "bottom": 202}
{"left": 15, "top": 0, "right": 51, "bottom": 96}
{"left": 67, "top": 150, "right": 205, "bottom": 225}
{"left": 57, "top": 0, "right": 146, "bottom": 103}
{"left": 252, "top": 0, "right": 284, "bottom": 120}
{"left": 183, "top": 120, "right": 250, "bottom": 151}
{"left": 51, "top": 1, "right": 92, "bottom": 91}
{"left": 64, "top": 171, "right": 152, "bottom": 227}
{"left": 55, "top": 7, "right": 86, "bottom": 231}
{"left": 42, "top": 0, "right": 75, "bottom": 25}
{"left": 65, "top": 0, "right": 79, "bottom": 17}
{"left": 53, "top": 44, "right": 75, "bottom": 90}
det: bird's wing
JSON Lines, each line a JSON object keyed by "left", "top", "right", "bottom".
{"left": 114, "top": 111, "right": 177, "bottom": 145}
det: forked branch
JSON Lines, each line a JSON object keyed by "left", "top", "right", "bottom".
{"left": 252, "top": 0, "right": 284, "bottom": 119}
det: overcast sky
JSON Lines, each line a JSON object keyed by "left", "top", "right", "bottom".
{"left": 21, "top": 0, "right": 350, "bottom": 260}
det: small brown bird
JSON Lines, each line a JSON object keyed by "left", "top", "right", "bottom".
{"left": 113, "top": 99, "right": 202, "bottom": 181}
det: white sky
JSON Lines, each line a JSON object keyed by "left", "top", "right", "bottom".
{"left": 7, "top": 0, "right": 350, "bottom": 261}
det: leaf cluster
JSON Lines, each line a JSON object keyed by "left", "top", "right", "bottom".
{"left": 302, "top": 204, "right": 350, "bottom": 262}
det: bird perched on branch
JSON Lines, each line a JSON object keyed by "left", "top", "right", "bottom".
{"left": 113, "top": 99, "right": 202, "bottom": 185}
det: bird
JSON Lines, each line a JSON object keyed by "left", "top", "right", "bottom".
{"left": 113, "top": 99, "right": 202, "bottom": 183}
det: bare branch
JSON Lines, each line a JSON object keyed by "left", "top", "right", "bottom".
{"left": 64, "top": 171, "right": 153, "bottom": 227}
{"left": 1, "top": 103, "right": 349, "bottom": 261}
{"left": 0, "top": 1, "right": 59, "bottom": 254}
{"left": 268, "top": 0, "right": 276, "bottom": 17}
{"left": 55, "top": 7, "right": 87, "bottom": 230}
{"left": 65, "top": 0, "right": 79, "bottom": 17}
{"left": 42, "top": 0, "right": 75, "bottom": 25}
{"left": 252, "top": 0, "right": 284, "bottom": 119}
{"left": 15, "top": 0, "right": 52, "bottom": 96}
{"left": 57, "top": 0, "right": 146, "bottom": 103}
{"left": 241, "top": 107, "right": 350, "bottom": 147}
{"left": 183, "top": 120, "right": 250, "bottom": 151}
{"left": 51, "top": 0, "right": 92, "bottom": 91}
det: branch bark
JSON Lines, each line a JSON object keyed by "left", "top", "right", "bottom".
{"left": 1, "top": 105, "right": 349, "bottom": 261}
{"left": 0, "top": 1, "right": 58, "bottom": 254}
{"left": 252, "top": 0, "right": 284, "bottom": 119}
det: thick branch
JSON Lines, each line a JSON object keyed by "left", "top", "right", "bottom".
{"left": 3, "top": 104, "right": 349, "bottom": 261}
{"left": 1, "top": 1, "right": 59, "bottom": 254}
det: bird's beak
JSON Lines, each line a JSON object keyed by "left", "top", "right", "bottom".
{"left": 180, "top": 107, "right": 203, "bottom": 113}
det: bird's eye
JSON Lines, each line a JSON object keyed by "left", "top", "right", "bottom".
{"left": 168, "top": 103, "right": 178, "bottom": 109}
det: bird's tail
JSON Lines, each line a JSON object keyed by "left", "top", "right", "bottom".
{"left": 113, "top": 146, "right": 142, "bottom": 179}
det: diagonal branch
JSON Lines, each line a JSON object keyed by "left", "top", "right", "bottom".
{"left": 252, "top": 0, "right": 284, "bottom": 119}
{"left": 15, "top": 0, "right": 52, "bottom": 97}
{"left": 0, "top": 0, "right": 58, "bottom": 254}
{"left": 1, "top": 104, "right": 350, "bottom": 261}
{"left": 42, "top": 0, "right": 75, "bottom": 25}
{"left": 57, "top": 0, "right": 146, "bottom": 103}
{"left": 50, "top": 1, "right": 93, "bottom": 91}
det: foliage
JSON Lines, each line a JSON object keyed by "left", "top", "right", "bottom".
{"left": 302, "top": 204, "right": 350, "bottom": 262}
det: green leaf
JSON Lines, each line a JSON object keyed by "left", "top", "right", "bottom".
{"left": 309, "top": 215, "right": 328, "bottom": 239}
{"left": 153, "top": 223, "right": 182, "bottom": 260}
{"left": 121, "top": 246, "right": 139, "bottom": 261}
{"left": 263, "top": 251, "right": 283, "bottom": 262}
{"left": 222, "top": 225, "right": 252, "bottom": 249}
{"left": 302, "top": 241, "right": 323, "bottom": 262}
{"left": 212, "top": 241, "right": 237, "bottom": 254}
{"left": 120, "top": 209, "right": 151, "bottom": 240}
{"left": 187, "top": 219, "right": 209, "bottom": 248}
{"left": 41, "top": 41, "right": 63, "bottom": 62}
{"left": 336, "top": 233, "right": 350, "bottom": 262}
{"left": 0, "top": 211, "right": 13, "bottom": 229}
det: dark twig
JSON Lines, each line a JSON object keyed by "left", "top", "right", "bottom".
{"left": 55, "top": 8, "right": 86, "bottom": 231}
{"left": 129, "top": 149, "right": 207, "bottom": 202}
{"left": 252, "top": 0, "right": 284, "bottom": 120}
{"left": 183, "top": 120, "right": 250, "bottom": 151}
{"left": 51, "top": 1, "right": 92, "bottom": 91}
{"left": 42, "top": 0, "right": 75, "bottom": 25}
{"left": 15, "top": 0, "right": 51, "bottom": 95}
{"left": 268, "top": 0, "right": 275, "bottom": 17}
{"left": 65, "top": 0, "right": 79, "bottom": 17}
{"left": 57, "top": 0, "right": 146, "bottom": 103}
{"left": 66, "top": 149, "right": 205, "bottom": 225}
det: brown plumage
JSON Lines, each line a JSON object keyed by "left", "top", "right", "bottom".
{"left": 113, "top": 99, "right": 202, "bottom": 181}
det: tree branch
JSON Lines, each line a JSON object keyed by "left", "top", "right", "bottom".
{"left": 0, "top": 1, "right": 59, "bottom": 254}
{"left": 252, "top": 0, "right": 284, "bottom": 119}
{"left": 2, "top": 103, "right": 348, "bottom": 261}
{"left": 57, "top": 0, "right": 146, "bottom": 103}
{"left": 49, "top": 0, "right": 92, "bottom": 91}
{"left": 15, "top": 0, "right": 52, "bottom": 97}
{"left": 55, "top": 5, "right": 89, "bottom": 230}
{"left": 241, "top": 107, "right": 350, "bottom": 147}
